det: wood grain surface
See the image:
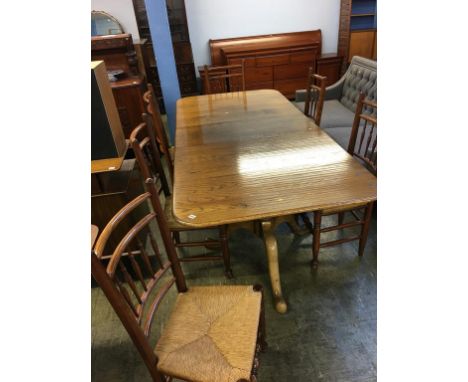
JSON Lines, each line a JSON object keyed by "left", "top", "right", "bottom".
{"left": 173, "top": 89, "right": 376, "bottom": 227}
{"left": 91, "top": 140, "right": 129, "bottom": 174}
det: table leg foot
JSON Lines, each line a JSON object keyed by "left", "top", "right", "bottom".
{"left": 261, "top": 219, "right": 288, "bottom": 314}
{"left": 274, "top": 295, "right": 288, "bottom": 314}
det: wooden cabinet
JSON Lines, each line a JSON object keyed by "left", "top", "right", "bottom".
{"left": 349, "top": 30, "right": 376, "bottom": 60}
{"left": 110, "top": 76, "right": 147, "bottom": 138}
{"left": 200, "top": 31, "right": 343, "bottom": 98}
{"left": 316, "top": 54, "right": 344, "bottom": 87}
{"left": 91, "top": 34, "right": 148, "bottom": 138}
{"left": 338, "top": 0, "right": 377, "bottom": 70}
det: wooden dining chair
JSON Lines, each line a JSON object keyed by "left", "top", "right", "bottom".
{"left": 130, "top": 121, "right": 233, "bottom": 278}
{"left": 92, "top": 179, "right": 266, "bottom": 382}
{"left": 303, "top": 69, "right": 327, "bottom": 126}
{"left": 346, "top": 92, "right": 377, "bottom": 176}
{"left": 142, "top": 84, "right": 174, "bottom": 180}
{"left": 203, "top": 60, "right": 246, "bottom": 94}
{"left": 303, "top": 93, "right": 377, "bottom": 268}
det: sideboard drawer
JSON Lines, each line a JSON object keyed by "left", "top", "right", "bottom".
{"left": 246, "top": 81, "right": 274, "bottom": 90}
{"left": 245, "top": 67, "right": 273, "bottom": 82}
{"left": 227, "top": 57, "right": 256, "bottom": 67}
{"left": 256, "top": 54, "right": 290, "bottom": 67}
{"left": 290, "top": 51, "right": 316, "bottom": 63}
{"left": 274, "top": 63, "right": 309, "bottom": 81}
{"left": 274, "top": 79, "right": 305, "bottom": 98}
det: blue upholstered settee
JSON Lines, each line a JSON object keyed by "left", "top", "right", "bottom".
{"left": 294, "top": 56, "right": 377, "bottom": 150}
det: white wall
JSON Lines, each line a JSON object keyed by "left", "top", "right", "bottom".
{"left": 91, "top": 0, "right": 141, "bottom": 41}
{"left": 185, "top": 0, "right": 341, "bottom": 72}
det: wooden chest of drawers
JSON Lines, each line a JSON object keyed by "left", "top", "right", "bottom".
{"left": 199, "top": 31, "right": 343, "bottom": 98}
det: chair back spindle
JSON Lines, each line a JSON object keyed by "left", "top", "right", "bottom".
{"left": 130, "top": 122, "right": 170, "bottom": 196}
{"left": 347, "top": 92, "right": 377, "bottom": 175}
{"left": 203, "top": 60, "right": 246, "bottom": 95}
{"left": 142, "top": 85, "right": 174, "bottom": 179}
{"left": 92, "top": 180, "right": 188, "bottom": 381}
{"left": 304, "top": 68, "right": 327, "bottom": 126}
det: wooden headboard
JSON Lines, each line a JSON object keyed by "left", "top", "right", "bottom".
{"left": 209, "top": 30, "right": 322, "bottom": 66}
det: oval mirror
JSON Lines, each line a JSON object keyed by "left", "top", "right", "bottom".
{"left": 91, "top": 11, "right": 124, "bottom": 36}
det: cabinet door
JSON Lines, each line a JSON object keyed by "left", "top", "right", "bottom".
{"left": 111, "top": 82, "right": 146, "bottom": 138}
{"left": 349, "top": 30, "right": 376, "bottom": 62}
{"left": 372, "top": 31, "right": 377, "bottom": 60}
{"left": 316, "top": 57, "right": 343, "bottom": 86}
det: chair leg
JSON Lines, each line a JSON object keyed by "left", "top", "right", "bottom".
{"left": 219, "top": 225, "right": 233, "bottom": 278}
{"left": 254, "top": 284, "right": 267, "bottom": 352}
{"left": 358, "top": 202, "right": 374, "bottom": 257}
{"left": 338, "top": 211, "right": 345, "bottom": 225}
{"left": 172, "top": 231, "right": 180, "bottom": 244}
{"left": 311, "top": 210, "right": 322, "bottom": 269}
{"left": 300, "top": 212, "right": 314, "bottom": 233}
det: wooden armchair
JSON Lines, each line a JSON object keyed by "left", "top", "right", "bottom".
{"left": 303, "top": 70, "right": 327, "bottom": 126}
{"left": 130, "top": 121, "right": 233, "bottom": 278}
{"left": 302, "top": 93, "right": 377, "bottom": 268}
{"left": 203, "top": 61, "right": 245, "bottom": 94}
{"left": 143, "top": 85, "right": 174, "bottom": 180}
{"left": 92, "top": 179, "right": 266, "bottom": 382}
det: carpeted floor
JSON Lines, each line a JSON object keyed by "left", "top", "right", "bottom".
{"left": 92, "top": 214, "right": 376, "bottom": 381}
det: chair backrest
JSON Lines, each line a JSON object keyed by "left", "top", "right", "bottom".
{"left": 130, "top": 121, "right": 171, "bottom": 196}
{"left": 347, "top": 92, "right": 377, "bottom": 175}
{"left": 203, "top": 60, "right": 246, "bottom": 94}
{"left": 340, "top": 56, "right": 377, "bottom": 112}
{"left": 304, "top": 69, "right": 327, "bottom": 126}
{"left": 142, "top": 85, "right": 173, "bottom": 172}
{"left": 92, "top": 179, "right": 187, "bottom": 382}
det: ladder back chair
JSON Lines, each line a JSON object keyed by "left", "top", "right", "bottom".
{"left": 127, "top": 102, "right": 171, "bottom": 197}
{"left": 203, "top": 60, "right": 246, "bottom": 95}
{"left": 347, "top": 92, "right": 377, "bottom": 175}
{"left": 143, "top": 85, "right": 174, "bottom": 180}
{"left": 303, "top": 69, "right": 327, "bottom": 126}
{"left": 302, "top": 93, "right": 376, "bottom": 268}
{"left": 92, "top": 180, "right": 266, "bottom": 382}
{"left": 130, "top": 121, "right": 233, "bottom": 278}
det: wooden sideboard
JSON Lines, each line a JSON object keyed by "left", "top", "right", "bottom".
{"left": 199, "top": 31, "right": 342, "bottom": 98}
{"left": 92, "top": 34, "right": 148, "bottom": 138}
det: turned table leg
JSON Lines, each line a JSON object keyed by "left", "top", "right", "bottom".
{"left": 261, "top": 219, "right": 287, "bottom": 314}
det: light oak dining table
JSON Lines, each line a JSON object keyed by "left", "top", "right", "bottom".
{"left": 172, "top": 89, "right": 376, "bottom": 313}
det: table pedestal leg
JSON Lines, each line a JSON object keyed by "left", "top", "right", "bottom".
{"left": 261, "top": 219, "right": 287, "bottom": 314}
{"left": 227, "top": 221, "right": 257, "bottom": 235}
{"left": 283, "top": 214, "right": 309, "bottom": 236}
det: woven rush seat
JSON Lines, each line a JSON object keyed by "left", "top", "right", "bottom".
{"left": 155, "top": 285, "right": 262, "bottom": 382}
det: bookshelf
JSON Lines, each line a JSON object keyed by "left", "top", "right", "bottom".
{"left": 337, "top": 0, "right": 377, "bottom": 70}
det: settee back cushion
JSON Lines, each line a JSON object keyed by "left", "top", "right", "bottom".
{"left": 340, "top": 61, "right": 377, "bottom": 112}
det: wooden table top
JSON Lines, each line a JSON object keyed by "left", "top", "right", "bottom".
{"left": 91, "top": 140, "right": 129, "bottom": 174}
{"left": 173, "top": 89, "right": 376, "bottom": 227}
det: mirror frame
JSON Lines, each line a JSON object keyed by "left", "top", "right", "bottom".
{"left": 91, "top": 10, "right": 124, "bottom": 36}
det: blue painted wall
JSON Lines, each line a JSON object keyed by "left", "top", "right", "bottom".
{"left": 144, "top": 0, "right": 181, "bottom": 144}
